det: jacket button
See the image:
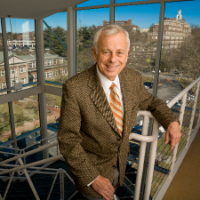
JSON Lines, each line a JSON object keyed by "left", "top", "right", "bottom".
{"left": 117, "top": 139, "right": 120, "bottom": 141}
{"left": 113, "top": 165, "right": 117, "bottom": 169}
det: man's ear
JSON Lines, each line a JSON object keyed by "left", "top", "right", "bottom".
{"left": 92, "top": 47, "right": 97, "bottom": 61}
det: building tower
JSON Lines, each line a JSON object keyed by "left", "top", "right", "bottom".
{"left": 176, "top": 9, "right": 182, "bottom": 20}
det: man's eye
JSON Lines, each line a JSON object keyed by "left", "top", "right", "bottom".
{"left": 118, "top": 52, "right": 123, "bottom": 55}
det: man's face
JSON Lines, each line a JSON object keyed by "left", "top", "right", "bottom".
{"left": 92, "top": 31, "right": 129, "bottom": 81}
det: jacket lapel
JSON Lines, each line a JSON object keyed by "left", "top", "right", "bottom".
{"left": 88, "top": 65, "right": 120, "bottom": 135}
{"left": 119, "top": 69, "right": 135, "bottom": 137}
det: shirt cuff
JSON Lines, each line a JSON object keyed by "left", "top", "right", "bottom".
{"left": 87, "top": 176, "right": 99, "bottom": 187}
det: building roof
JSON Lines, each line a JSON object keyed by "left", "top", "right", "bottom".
{"left": 0, "top": 52, "right": 62, "bottom": 64}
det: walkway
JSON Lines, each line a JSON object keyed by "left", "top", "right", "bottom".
{"left": 163, "top": 129, "right": 200, "bottom": 200}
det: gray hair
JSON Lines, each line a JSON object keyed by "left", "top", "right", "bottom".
{"left": 93, "top": 24, "right": 130, "bottom": 54}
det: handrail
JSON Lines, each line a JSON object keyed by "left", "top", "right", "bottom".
{"left": 129, "top": 133, "right": 157, "bottom": 143}
{"left": 0, "top": 151, "right": 18, "bottom": 156}
{"left": 167, "top": 76, "right": 200, "bottom": 108}
{"left": 153, "top": 76, "right": 200, "bottom": 200}
{"left": 0, "top": 155, "right": 63, "bottom": 176}
{"left": 1, "top": 76, "right": 200, "bottom": 200}
{"left": 130, "top": 110, "right": 159, "bottom": 200}
{"left": 0, "top": 141, "right": 58, "bottom": 165}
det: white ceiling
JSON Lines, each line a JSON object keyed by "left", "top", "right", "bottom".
{"left": 0, "top": 0, "right": 87, "bottom": 19}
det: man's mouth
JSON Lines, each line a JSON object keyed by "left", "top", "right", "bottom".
{"left": 106, "top": 65, "right": 118, "bottom": 69}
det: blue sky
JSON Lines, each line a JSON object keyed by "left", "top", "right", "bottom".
{"left": 1, "top": 0, "right": 200, "bottom": 33}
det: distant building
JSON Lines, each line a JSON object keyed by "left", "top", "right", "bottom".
{"left": 0, "top": 52, "right": 66, "bottom": 90}
{"left": 99, "top": 19, "right": 138, "bottom": 32}
{"left": 147, "top": 9, "right": 191, "bottom": 49}
{"left": 7, "top": 39, "right": 36, "bottom": 48}
{"left": 139, "top": 28, "right": 149, "bottom": 33}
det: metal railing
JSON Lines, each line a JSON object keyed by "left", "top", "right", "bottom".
{"left": 152, "top": 76, "right": 200, "bottom": 200}
{"left": 0, "top": 76, "right": 200, "bottom": 200}
{"left": 0, "top": 134, "right": 75, "bottom": 200}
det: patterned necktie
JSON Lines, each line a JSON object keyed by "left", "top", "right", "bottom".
{"left": 109, "top": 82, "right": 123, "bottom": 135}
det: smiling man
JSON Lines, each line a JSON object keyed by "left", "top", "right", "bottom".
{"left": 58, "top": 25, "right": 181, "bottom": 200}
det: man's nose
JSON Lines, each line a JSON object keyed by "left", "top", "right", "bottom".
{"left": 109, "top": 53, "right": 117, "bottom": 62}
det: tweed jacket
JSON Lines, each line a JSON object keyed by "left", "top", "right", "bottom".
{"left": 57, "top": 64, "right": 177, "bottom": 197}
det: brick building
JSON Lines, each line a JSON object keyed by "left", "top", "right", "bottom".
{"left": 101, "top": 19, "right": 138, "bottom": 32}
{"left": 148, "top": 9, "right": 191, "bottom": 49}
{"left": 0, "top": 52, "right": 66, "bottom": 91}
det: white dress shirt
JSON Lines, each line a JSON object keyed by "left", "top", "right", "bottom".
{"left": 96, "top": 65, "right": 124, "bottom": 115}
{"left": 87, "top": 66, "right": 124, "bottom": 187}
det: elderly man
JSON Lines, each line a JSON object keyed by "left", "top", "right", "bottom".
{"left": 58, "top": 24, "right": 181, "bottom": 200}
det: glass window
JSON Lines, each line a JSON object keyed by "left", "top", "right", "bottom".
{"left": 20, "top": 66, "right": 26, "bottom": 73}
{"left": 6, "top": 18, "right": 37, "bottom": 91}
{"left": 1, "top": 70, "right": 5, "bottom": 76}
{"left": 0, "top": 103, "right": 11, "bottom": 143}
{"left": 2, "top": 82, "right": 6, "bottom": 89}
{"left": 44, "top": 12, "right": 68, "bottom": 86}
{"left": 115, "top": 3, "right": 160, "bottom": 82}
{"left": 0, "top": 19, "right": 7, "bottom": 95}
{"left": 77, "top": 8, "right": 109, "bottom": 73}
{"left": 77, "top": 0, "right": 110, "bottom": 8}
{"left": 10, "top": 68, "right": 16, "bottom": 74}
{"left": 46, "top": 94, "right": 61, "bottom": 130}
{"left": 13, "top": 95, "right": 40, "bottom": 141}
{"left": 151, "top": 0, "right": 200, "bottom": 198}
{"left": 20, "top": 78, "right": 26, "bottom": 84}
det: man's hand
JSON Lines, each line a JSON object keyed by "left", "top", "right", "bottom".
{"left": 165, "top": 121, "right": 182, "bottom": 150}
{"left": 92, "top": 175, "right": 114, "bottom": 200}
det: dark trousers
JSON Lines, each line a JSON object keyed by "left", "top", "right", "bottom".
{"left": 82, "top": 167, "right": 119, "bottom": 200}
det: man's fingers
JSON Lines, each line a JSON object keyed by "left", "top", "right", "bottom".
{"left": 164, "top": 121, "right": 182, "bottom": 150}
{"left": 92, "top": 175, "right": 114, "bottom": 200}
{"left": 165, "top": 131, "right": 169, "bottom": 144}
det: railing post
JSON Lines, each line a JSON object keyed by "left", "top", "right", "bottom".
{"left": 196, "top": 101, "right": 200, "bottom": 129}
{"left": 134, "top": 115, "right": 149, "bottom": 200}
{"left": 47, "top": 171, "right": 59, "bottom": 200}
{"left": 18, "top": 158, "right": 40, "bottom": 200}
{"left": 144, "top": 120, "right": 159, "bottom": 200}
{"left": 60, "top": 169, "right": 64, "bottom": 200}
{"left": 3, "top": 159, "right": 19, "bottom": 200}
{"left": 186, "top": 81, "right": 200, "bottom": 148}
{"left": 169, "top": 93, "right": 187, "bottom": 177}
{"left": 3, "top": 169, "right": 15, "bottom": 200}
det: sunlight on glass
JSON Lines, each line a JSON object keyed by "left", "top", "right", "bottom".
{"left": 77, "top": 8, "right": 109, "bottom": 73}
{"left": 5, "top": 18, "right": 37, "bottom": 92}
{"left": 43, "top": 12, "right": 68, "bottom": 86}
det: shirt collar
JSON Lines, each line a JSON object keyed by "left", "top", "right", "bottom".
{"left": 96, "top": 65, "right": 120, "bottom": 91}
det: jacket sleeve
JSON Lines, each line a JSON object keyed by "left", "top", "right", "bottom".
{"left": 57, "top": 82, "right": 99, "bottom": 186}
{"left": 136, "top": 72, "right": 178, "bottom": 130}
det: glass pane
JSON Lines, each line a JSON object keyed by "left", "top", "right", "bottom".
{"left": 115, "top": 4, "right": 160, "bottom": 84}
{"left": 152, "top": 0, "right": 200, "bottom": 198}
{"left": 5, "top": 18, "right": 37, "bottom": 92}
{"left": 77, "top": 8, "right": 110, "bottom": 73}
{"left": 0, "top": 18, "right": 8, "bottom": 95}
{"left": 46, "top": 94, "right": 61, "bottom": 130}
{"left": 13, "top": 95, "right": 40, "bottom": 141}
{"left": 0, "top": 103, "right": 11, "bottom": 144}
{"left": 77, "top": 0, "right": 110, "bottom": 8}
{"left": 16, "top": 129, "right": 41, "bottom": 149}
{"left": 43, "top": 12, "right": 68, "bottom": 87}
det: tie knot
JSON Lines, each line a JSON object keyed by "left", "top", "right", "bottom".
{"left": 110, "top": 82, "right": 116, "bottom": 90}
